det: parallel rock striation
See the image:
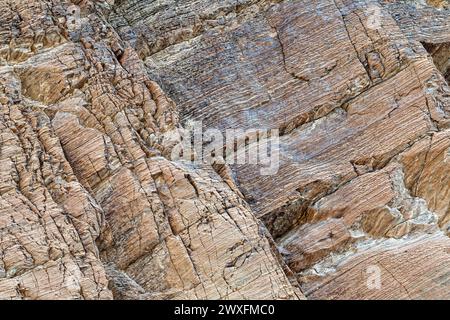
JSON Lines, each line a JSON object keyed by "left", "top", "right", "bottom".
{"left": 0, "top": 0, "right": 299, "bottom": 300}
{"left": 0, "top": 0, "right": 449, "bottom": 299}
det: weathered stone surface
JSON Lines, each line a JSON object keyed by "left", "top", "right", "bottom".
{"left": 0, "top": 0, "right": 300, "bottom": 300}
{"left": 0, "top": 0, "right": 449, "bottom": 300}
{"left": 383, "top": 0, "right": 450, "bottom": 43}
{"left": 299, "top": 233, "right": 450, "bottom": 299}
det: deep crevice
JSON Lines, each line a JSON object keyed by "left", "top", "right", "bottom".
{"left": 423, "top": 42, "right": 450, "bottom": 84}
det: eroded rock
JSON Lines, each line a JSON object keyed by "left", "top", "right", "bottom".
{"left": 0, "top": 0, "right": 449, "bottom": 300}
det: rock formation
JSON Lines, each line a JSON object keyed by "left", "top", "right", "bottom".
{"left": 0, "top": 0, "right": 448, "bottom": 299}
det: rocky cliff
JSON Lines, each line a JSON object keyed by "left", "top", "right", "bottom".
{"left": 0, "top": 0, "right": 449, "bottom": 300}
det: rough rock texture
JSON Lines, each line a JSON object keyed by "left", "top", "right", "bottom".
{"left": 0, "top": 0, "right": 299, "bottom": 300}
{"left": 0, "top": 0, "right": 449, "bottom": 300}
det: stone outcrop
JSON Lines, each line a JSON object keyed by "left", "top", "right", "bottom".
{"left": 0, "top": 0, "right": 449, "bottom": 300}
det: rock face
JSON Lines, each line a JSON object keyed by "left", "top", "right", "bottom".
{"left": 0, "top": 0, "right": 448, "bottom": 300}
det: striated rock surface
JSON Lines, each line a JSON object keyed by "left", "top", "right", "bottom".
{"left": 0, "top": 0, "right": 449, "bottom": 300}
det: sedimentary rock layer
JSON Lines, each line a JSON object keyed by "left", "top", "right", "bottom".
{"left": 0, "top": 0, "right": 449, "bottom": 299}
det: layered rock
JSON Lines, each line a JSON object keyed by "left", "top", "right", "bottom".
{"left": 0, "top": 0, "right": 449, "bottom": 299}
{"left": 110, "top": 0, "right": 449, "bottom": 299}
{"left": 0, "top": 0, "right": 299, "bottom": 300}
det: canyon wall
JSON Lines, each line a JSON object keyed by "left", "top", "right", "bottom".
{"left": 0, "top": 0, "right": 449, "bottom": 299}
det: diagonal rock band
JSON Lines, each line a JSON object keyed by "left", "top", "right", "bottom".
{"left": 0, "top": 0, "right": 448, "bottom": 300}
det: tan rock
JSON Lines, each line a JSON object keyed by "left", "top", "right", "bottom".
{"left": 0, "top": 0, "right": 449, "bottom": 300}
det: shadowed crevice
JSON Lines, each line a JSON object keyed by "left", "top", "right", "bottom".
{"left": 423, "top": 42, "right": 450, "bottom": 83}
